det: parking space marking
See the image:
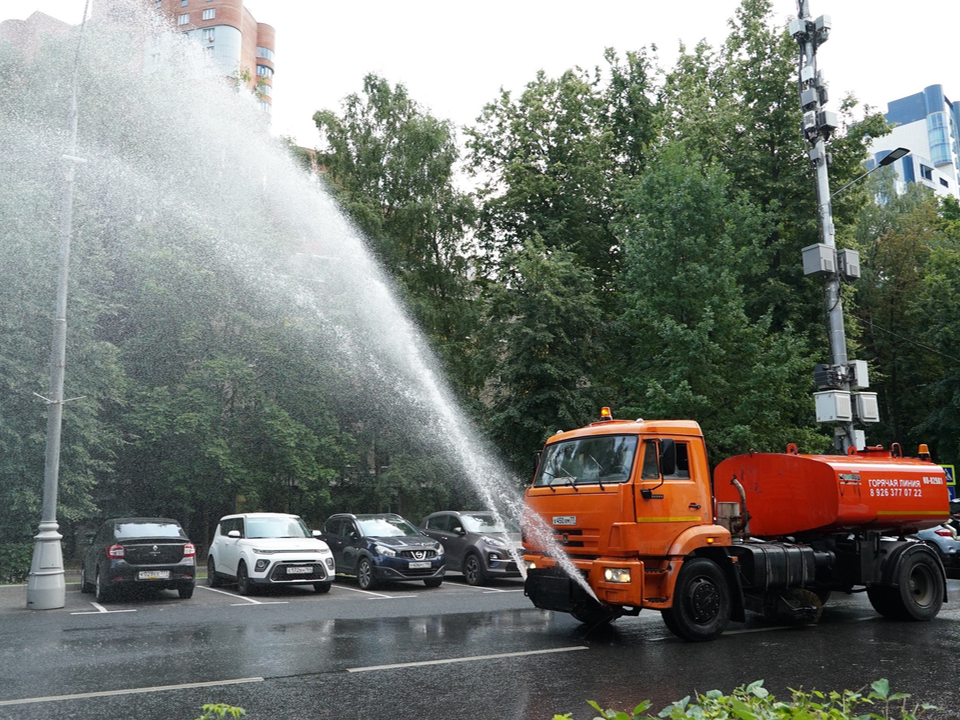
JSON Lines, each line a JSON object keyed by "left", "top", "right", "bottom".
{"left": 347, "top": 645, "right": 589, "bottom": 672}
{"left": 198, "top": 586, "right": 288, "bottom": 605}
{"left": 0, "top": 677, "right": 264, "bottom": 707}
{"left": 71, "top": 602, "right": 137, "bottom": 615}
{"left": 332, "top": 585, "right": 407, "bottom": 599}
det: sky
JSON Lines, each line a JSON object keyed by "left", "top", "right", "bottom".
{"left": 9, "top": 1, "right": 960, "bottom": 148}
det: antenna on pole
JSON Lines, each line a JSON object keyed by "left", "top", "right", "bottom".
{"left": 792, "top": 1, "right": 879, "bottom": 452}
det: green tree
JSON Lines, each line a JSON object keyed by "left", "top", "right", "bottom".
{"left": 312, "top": 74, "right": 477, "bottom": 382}
{"left": 466, "top": 49, "right": 659, "bottom": 296}
{"left": 611, "top": 143, "right": 826, "bottom": 462}
{"left": 853, "top": 179, "right": 944, "bottom": 451}
{"left": 482, "top": 237, "right": 604, "bottom": 473}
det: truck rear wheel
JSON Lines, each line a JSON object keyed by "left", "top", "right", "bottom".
{"left": 868, "top": 550, "right": 943, "bottom": 621}
{"left": 661, "top": 558, "right": 731, "bottom": 642}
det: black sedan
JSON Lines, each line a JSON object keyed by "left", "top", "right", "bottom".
{"left": 80, "top": 517, "right": 197, "bottom": 602}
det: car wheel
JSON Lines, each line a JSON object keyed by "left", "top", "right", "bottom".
{"left": 207, "top": 557, "right": 221, "bottom": 588}
{"left": 178, "top": 585, "right": 195, "bottom": 599}
{"left": 357, "top": 557, "right": 377, "bottom": 591}
{"left": 80, "top": 564, "right": 93, "bottom": 594}
{"left": 463, "top": 553, "right": 486, "bottom": 586}
{"left": 314, "top": 581, "right": 332, "bottom": 593}
{"left": 423, "top": 577, "right": 443, "bottom": 588}
{"left": 94, "top": 568, "right": 111, "bottom": 603}
{"left": 237, "top": 561, "right": 253, "bottom": 596}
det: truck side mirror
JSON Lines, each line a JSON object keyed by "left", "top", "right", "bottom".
{"left": 531, "top": 451, "right": 542, "bottom": 476}
{"left": 659, "top": 438, "right": 677, "bottom": 477}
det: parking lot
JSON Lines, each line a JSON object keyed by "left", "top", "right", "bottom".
{"left": 1, "top": 571, "right": 527, "bottom": 617}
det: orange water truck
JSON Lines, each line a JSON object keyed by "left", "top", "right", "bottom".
{"left": 522, "top": 408, "right": 950, "bottom": 641}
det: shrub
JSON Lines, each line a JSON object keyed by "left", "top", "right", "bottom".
{"left": 555, "top": 679, "right": 938, "bottom": 720}
{"left": 0, "top": 543, "right": 34, "bottom": 584}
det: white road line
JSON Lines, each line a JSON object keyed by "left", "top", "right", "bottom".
{"left": 347, "top": 645, "right": 589, "bottom": 673}
{"left": 0, "top": 677, "right": 264, "bottom": 707}
{"left": 71, "top": 602, "right": 136, "bottom": 615}
{"left": 483, "top": 588, "right": 524, "bottom": 594}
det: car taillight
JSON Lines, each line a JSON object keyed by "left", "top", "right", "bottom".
{"left": 935, "top": 529, "right": 954, "bottom": 537}
{"left": 183, "top": 542, "right": 196, "bottom": 558}
{"left": 107, "top": 544, "right": 124, "bottom": 559}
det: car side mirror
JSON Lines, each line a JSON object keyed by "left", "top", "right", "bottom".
{"left": 455, "top": 527, "right": 466, "bottom": 536}
{"left": 227, "top": 530, "right": 241, "bottom": 539}
{"left": 312, "top": 530, "right": 324, "bottom": 540}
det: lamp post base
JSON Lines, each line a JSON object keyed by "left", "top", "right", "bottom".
{"left": 26, "top": 521, "right": 65, "bottom": 610}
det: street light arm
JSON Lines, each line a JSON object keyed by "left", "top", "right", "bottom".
{"left": 829, "top": 148, "right": 909, "bottom": 199}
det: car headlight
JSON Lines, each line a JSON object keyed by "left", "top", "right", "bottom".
{"left": 483, "top": 536, "right": 507, "bottom": 548}
{"left": 603, "top": 567, "right": 631, "bottom": 583}
{"left": 434, "top": 544, "right": 444, "bottom": 557}
{"left": 374, "top": 543, "right": 397, "bottom": 557}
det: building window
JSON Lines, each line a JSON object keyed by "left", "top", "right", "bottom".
{"left": 202, "top": 27, "right": 215, "bottom": 42}
{"left": 260, "top": 100, "right": 272, "bottom": 113}
{"left": 920, "top": 164, "right": 933, "bottom": 181}
{"left": 260, "top": 84, "right": 272, "bottom": 97}
{"left": 181, "top": 0, "right": 188, "bottom": 6}
{"left": 256, "top": 65, "right": 273, "bottom": 78}
{"left": 155, "top": 0, "right": 162, "bottom": 7}
{"left": 256, "top": 46, "right": 274, "bottom": 61}
{"left": 202, "top": 8, "right": 215, "bottom": 19}
{"left": 177, "top": 13, "right": 189, "bottom": 24}
{"left": 941, "top": 178, "right": 950, "bottom": 188}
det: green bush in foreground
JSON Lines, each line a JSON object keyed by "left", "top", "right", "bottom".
{"left": 556, "top": 679, "right": 938, "bottom": 720}
{"left": 195, "top": 704, "right": 244, "bottom": 720}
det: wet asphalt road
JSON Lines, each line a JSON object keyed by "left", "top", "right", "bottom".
{"left": 1, "top": 577, "right": 959, "bottom": 720}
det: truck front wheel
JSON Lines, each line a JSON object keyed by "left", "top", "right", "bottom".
{"left": 661, "top": 558, "right": 731, "bottom": 642}
{"left": 868, "top": 550, "right": 943, "bottom": 621}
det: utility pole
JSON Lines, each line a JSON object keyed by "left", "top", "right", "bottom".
{"left": 793, "top": 1, "right": 879, "bottom": 452}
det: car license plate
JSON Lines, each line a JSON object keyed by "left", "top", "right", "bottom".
{"left": 138, "top": 570, "right": 170, "bottom": 580}
{"left": 408, "top": 561, "right": 431, "bottom": 569}
{"left": 553, "top": 516, "right": 576, "bottom": 526}
{"left": 286, "top": 566, "right": 311, "bottom": 575}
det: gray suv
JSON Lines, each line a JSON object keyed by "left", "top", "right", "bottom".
{"left": 420, "top": 511, "right": 523, "bottom": 586}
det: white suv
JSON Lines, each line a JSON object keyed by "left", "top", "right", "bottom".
{"left": 207, "top": 513, "right": 336, "bottom": 594}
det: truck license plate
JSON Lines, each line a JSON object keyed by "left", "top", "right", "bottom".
{"left": 408, "top": 561, "right": 431, "bottom": 569}
{"left": 286, "top": 566, "right": 311, "bottom": 575}
{"left": 553, "top": 516, "right": 577, "bottom": 526}
{"left": 138, "top": 570, "right": 170, "bottom": 580}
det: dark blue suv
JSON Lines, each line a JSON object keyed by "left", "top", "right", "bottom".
{"left": 321, "top": 513, "right": 445, "bottom": 590}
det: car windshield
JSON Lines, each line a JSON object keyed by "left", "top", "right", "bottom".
{"left": 534, "top": 435, "right": 638, "bottom": 487}
{"left": 245, "top": 517, "right": 311, "bottom": 539}
{"left": 115, "top": 522, "right": 185, "bottom": 539}
{"left": 461, "top": 514, "right": 520, "bottom": 534}
{"left": 358, "top": 516, "right": 419, "bottom": 537}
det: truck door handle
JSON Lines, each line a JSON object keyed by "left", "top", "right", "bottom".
{"left": 689, "top": 503, "right": 701, "bottom": 510}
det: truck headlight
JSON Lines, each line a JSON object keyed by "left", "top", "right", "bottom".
{"left": 603, "top": 568, "right": 631, "bottom": 583}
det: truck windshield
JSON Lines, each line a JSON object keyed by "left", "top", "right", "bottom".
{"left": 534, "top": 435, "right": 638, "bottom": 487}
